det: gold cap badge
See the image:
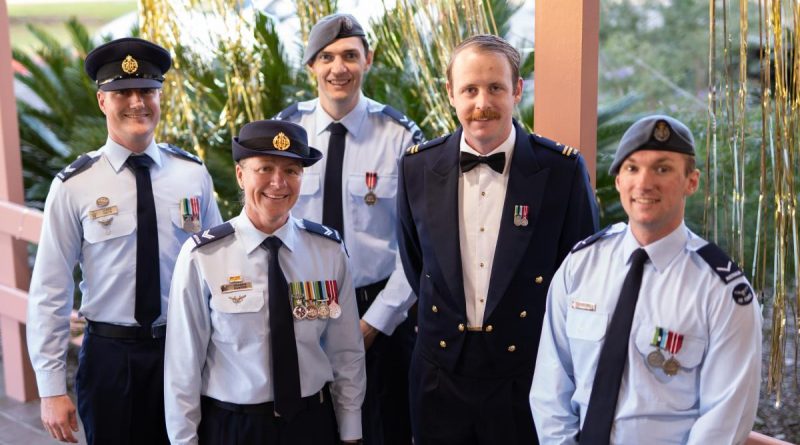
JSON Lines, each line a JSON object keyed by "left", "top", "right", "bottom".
{"left": 273, "top": 132, "right": 291, "bottom": 151}
{"left": 121, "top": 55, "right": 139, "bottom": 74}
{"left": 653, "top": 121, "right": 670, "bottom": 142}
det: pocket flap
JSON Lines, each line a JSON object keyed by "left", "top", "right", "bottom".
{"left": 347, "top": 174, "right": 398, "bottom": 198}
{"left": 83, "top": 212, "right": 136, "bottom": 244}
{"left": 210, "top": 288, "right": 265, "bottom": 313}
{"left": 565, "top": 309, "right": 609, "bottom": 341}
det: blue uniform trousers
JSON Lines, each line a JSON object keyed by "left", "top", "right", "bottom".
{"left": 75, "top": 332, "right": 168, "bottom": 445}
{"left": 198, "top": 386, "right": 337, "bottom": 444}
{"left": 409, "top": 332, "right": 538, "bottom": 445}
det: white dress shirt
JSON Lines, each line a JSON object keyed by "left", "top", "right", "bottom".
{"left": 458, "top": 129, "right": 516, "bottom": 328}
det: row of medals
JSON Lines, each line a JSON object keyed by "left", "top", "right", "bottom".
{"left": 292, "top": 297, "right": 341, "bottom": 320}
{"left": 647, "top": 349, "right": 681, "bottom": 376}
{"left": 513, "top": 215, "right": 529, "bottom": 227}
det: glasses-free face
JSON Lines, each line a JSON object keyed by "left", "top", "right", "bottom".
{"left": 97, "top": 88, "right": 161, "bottom": 153}
{"left": 236, "top": 155, "right": 304, "bottom": 234}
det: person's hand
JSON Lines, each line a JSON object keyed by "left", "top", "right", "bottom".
{"left": 360, "top": 319, "right": 379, "bottom": 350}
{"left": 41, "top": 394, "right": 79, "bottom": 443}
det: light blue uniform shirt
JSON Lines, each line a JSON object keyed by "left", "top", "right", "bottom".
{"left": 26, "top": 138, "right": 222, "bottom": 397}
{"left": 279, "top": 95, "right": 422, "bottom": 334}
{"left": 531, "top": 223, "right": 761, "bottom": 445}
{"left": 164, "top": 212, "right": 366, "bottom": 444}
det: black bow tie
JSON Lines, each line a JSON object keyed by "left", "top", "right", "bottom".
{"left": 460, "top": 152, "right": 506, "bottom": 174}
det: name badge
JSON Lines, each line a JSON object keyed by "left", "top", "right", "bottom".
{"left": 89, "top": 205, "right": 118, "bottom": 220}
{"left": 221, "top": 281, "right": 254, "bottom": 293}
{"left": 570, "top": 300, "right": 596, "bottom": 311}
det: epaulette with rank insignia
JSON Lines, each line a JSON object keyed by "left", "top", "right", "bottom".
{"left": 530, "top": 133, "right": 580, "bottom": 159}
{"left": 301, "top": 219, "right": 342, "bottom": 243}
{"left": 406, "top": 134, "right": 448, "bottom": 155}
{"left": 381, "top": 105, "right": 425, "bottom": 144}
{"left": 57, "top": 153, "right": 101, "bottom": 182}
{"left": 158, "top": 143, "right": 203, "bottom": 165}
{"left": 571, "top": 224, "right": 619, "bottom": 253}
{"left": 191, "top": 222, "right": 235, "bottom": 250}
{"left": 273, "top": 103, "right": 299, "bottom": 121}
{"left": 696, "top": 242, "right": 754, "bottom": 305}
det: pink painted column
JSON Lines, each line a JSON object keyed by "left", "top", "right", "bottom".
{"left": 0, "top": 0, "right": 38, "bottom": 402}
{"left": 534, "top": 0, "right": 599, "bottom": 185}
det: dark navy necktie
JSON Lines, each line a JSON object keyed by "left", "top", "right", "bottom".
{"left": 262, "top": 236, "right": 302, "bottom": 419}
{"left": 580, "top": 248, "right": 649, "bottom": 444}
{"left": 322, "top": 122, "right": 347, "bottom": 237}
{"left": 460, "top": 151, "right": 506, "bottom": 173}
{"left": 126, "top": 155, "right": 161, "bottom": 328}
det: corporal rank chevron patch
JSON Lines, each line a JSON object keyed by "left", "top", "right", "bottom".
{"left": 192, "top": 222, "right": 235, "bottom": 250}
{"left": 301, "top": 219, "right": 342, "bottom": 243}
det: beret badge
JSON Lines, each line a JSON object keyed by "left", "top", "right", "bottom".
{"left": 653, "top": 121, "right": 671, "bottom": 142}
{"left": 343, "top": 17, "right": 353, "bottom": 31}
{"left": 273, "top": 132, "right": 291, "bottom": 151}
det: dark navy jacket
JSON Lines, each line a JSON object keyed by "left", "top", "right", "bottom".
{"left": 397, "top": 122, "right": 599, "bottom": 377}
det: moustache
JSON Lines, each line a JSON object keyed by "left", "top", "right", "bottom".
{"left": 467, "top": 109, "right": 502, "bottom": 121}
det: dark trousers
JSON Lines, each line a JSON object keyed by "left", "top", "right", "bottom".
{"left": 409, "top": 334, "right": 538, "bottom": 445}
{"left": 75, "top": 332, "right": 168, "bottom": 445}
{"left": 356, "top": 280, "right": 415, "bottom": 445}
{"left": 198, "top": 387, "right": 338, "bottom": 445}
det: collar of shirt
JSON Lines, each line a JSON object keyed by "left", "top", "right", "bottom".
{"left": 313, "top": 93, "right": 368, "bottom": 139}
{"left": 102, "top": 137, "right": 162, "bottom": 172}
{"left": 232, "top": 209, "right": 300, "bottom": 255}
{"left": 458, "top": 127, "right": 516, "bottom": 176}
{"left": 622, "top": 222, "right": 688, "bottom": 273}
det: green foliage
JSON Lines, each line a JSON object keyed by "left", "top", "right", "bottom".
{"left": 14, "top": 18, "right": 108, "bottom": 208}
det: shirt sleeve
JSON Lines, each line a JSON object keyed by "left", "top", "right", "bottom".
{"left": 530, "top": 256, "right": 581, "bottom": 445}
{"left": 362, "top": 248, "right": 417, "bottom": 334}
{"left": 200, "top": 168, "right": 223, "bottom": 229}
{"left": 164, "top": 241, "right": 212, "bottom": 445}
{"left": 686, "top": 279, "right": 761, "bottom": 445}
{"left": 26, "top": 179, "right": 82, "bottom": 397}
{"left": 323, "top": 245, "right": 366, "bottom": 441}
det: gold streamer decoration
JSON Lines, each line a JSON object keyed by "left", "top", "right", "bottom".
{"left": 708, "top": 0, "right": 799, "bottom": 406}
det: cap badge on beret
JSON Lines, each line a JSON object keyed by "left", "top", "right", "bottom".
{"left": 273, "top": 132, "right": 291, "bottom": 151}
{"left": 653, "top": 121, "right": 670, "bottom": 142}
{"left": 121, "top": 55, "right": 139, "bottom": 75}
{"left": 343, "top": 17, "right": 353, "bottom": 31}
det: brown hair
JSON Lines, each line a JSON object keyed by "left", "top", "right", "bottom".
{"left": 446, "top": 34, "right": 521, "bottom": 93}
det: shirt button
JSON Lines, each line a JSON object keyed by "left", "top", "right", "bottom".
{"left": 481, "top": 191, "right": 486, "bottom": 197}
{"left": 507, "top": 345, "right": 516, "bottom": 352}
{"left": 520, "top": 311, "right": 527, "bottom": 318}
{"left": 535, "top": 276, "right": 543, "bottom": 284}
{"left": 440, "top": 340, "right": 447, "bottom": 348}
{"left": 432, "top": 305, "right": 438, "bottom": 313}
{"left": 479, "top": 262, "right": 485, "bottom": 268}
{"left": 479, "top": 298, "right": 485, "bottom": 303}
{"left": 480, "top": 227, "right": 485, "bottom": 232}
{"left": 458, "top": 323, "right": 465, "bottom": 332}
{"left": 485, "top": 325, "right": 494, "bottom": 332}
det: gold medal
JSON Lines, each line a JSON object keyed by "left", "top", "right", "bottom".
{"left": 364, "top": 191, "right": 377, "bottom": 205}
{"left": 317, "top": 303, "right": 330, "bottom": 319}
{"left": 306, "top": 304, "right": 319, "bottom": 320}
{"left": 292, "top": 305, "right": 307, "bottom": 320}
{"left": 513, "top": 215, "right": 522, "bottom": 226}
{"left": 647, "top": 349, "right": 665, "bottom": 367}
{"left": 520, "top": 217, "right": 529, "bottom": 227}
{"left": 328, "top": 302, "right": 342, "bottom": 319}
{"left": 662, "top": 357, "right": 680, "bottom": 376}
{"left": 96, "top": 196, "right": 110, "bottom": 207}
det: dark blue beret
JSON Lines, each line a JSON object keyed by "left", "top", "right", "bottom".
{"left": 84, "top": 37, "right": 171, "bottom": 91}
{"left": 610, "top": 114, "right": 695, "bottom": 175}
{"left": 233, "top": 120, "right": 322, "bottom": 166}
{"left": 302, "top": 13, "right": 367, "bottom": 65}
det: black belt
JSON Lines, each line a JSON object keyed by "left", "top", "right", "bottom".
{"left": 201, "top": 385, "right": 328, "bottom": 416}
{"left": 356, "top": 276, "right": 390, "bottom": 305}
{"left": 86, "top": 320, "right": 166, "bottom": 340}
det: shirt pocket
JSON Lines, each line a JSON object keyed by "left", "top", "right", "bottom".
{"left": 565, "top": 308, "right": 609, "bottom": 398}
{"left": 83, "top": 211, "right": 136, "bottom": 244}
{"left": 346, "top": 173, "right": 397, "bottom": 233}
{"left": 209, "top": 288, "right": 267, "bottom": 342}
{"left": 634, "top": 324, "right": 707, "bottom": 410}
{"left": 565, "top": 308, "right": 609, "bottom": 342}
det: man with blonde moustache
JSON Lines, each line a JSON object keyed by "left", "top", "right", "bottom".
{"left": 276, "top": 12, "right": 424, "bottom": 445}
{"left": 396, "top": 34, "right": 598, "bottom": 444}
